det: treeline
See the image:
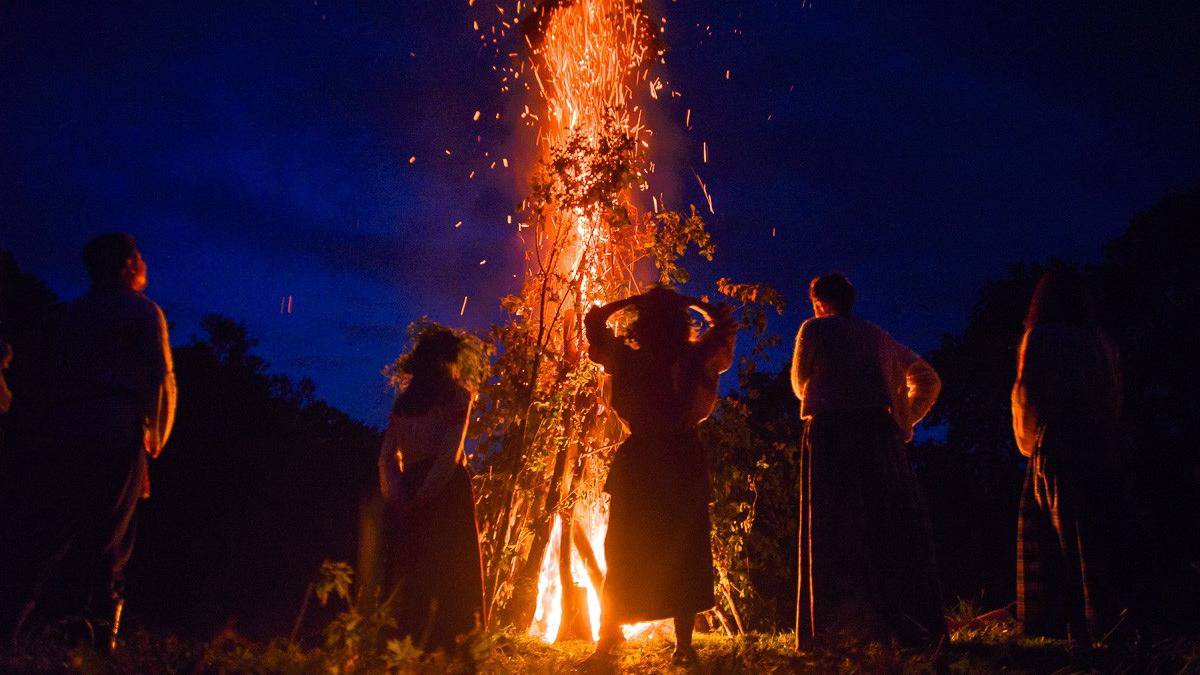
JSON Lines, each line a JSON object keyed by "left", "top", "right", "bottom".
{"left": 0, "top": 262, "right": 380, "bottom": 639}
{"left": 714, "top": 186, "right": 1200, "bottom": 634}
{"left": 2, "top": 186, "right": 1197, "bottom": 640}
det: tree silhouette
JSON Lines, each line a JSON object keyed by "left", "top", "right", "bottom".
{"left": 129, "top": 314, "right": 381, "bottom": 639}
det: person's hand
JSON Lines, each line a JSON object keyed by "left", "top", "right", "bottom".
{"left": 587, "top": 296, "right": 636, "bottom": 324}
{"left": 144, "top": 426, "right": 163, "bottom": 459}
{"left": 608, "top": 296, "right": 638, "bottom": 311}
{"left": 0, "top": 341, "right": 12, "bottom": 370}
{"left": 682, "top": 297, "right": 732, "bottom": 324}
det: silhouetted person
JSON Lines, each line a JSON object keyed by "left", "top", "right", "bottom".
{"left": 1013, "top": 269, "right": 1122, "bottom": 644}
{"left": 583, "top": 287, "right": 735, "bottom": 667}
{"left": 790, "top": 273, "right": 946, "bottom": 648}
{"left": 14, "top": 234, "right": 175, "bottom": 648}
{"left": 378, "top": 324, "right": 486, "bottom": 650}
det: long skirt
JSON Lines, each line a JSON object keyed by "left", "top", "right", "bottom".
{"left": 601, "top": 429, "right": 714, "bottom": 623}
{"left": 1017, "top": 445, "right": 1119, "bottom": 642}
{"left": 796, "top": 409, "right": 945, "bottom": 648}
{"left": 384, "top": 462, "right": 485, "bottom": 649}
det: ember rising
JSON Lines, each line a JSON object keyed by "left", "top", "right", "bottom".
{"left": 475, "top": 0, "right": 678, "bottom": 643}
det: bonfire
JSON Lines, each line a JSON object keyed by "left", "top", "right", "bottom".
{"left": 467, "top": 0, "right": 709, "bottom": 643}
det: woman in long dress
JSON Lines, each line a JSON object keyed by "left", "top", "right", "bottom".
{"left": 1013, "top": 268, "right": 1123, "bottom": 643}
{"left": 378, "top": 325, "right": 486, "bottom": 650}
{"left": 583, "top": 286, "right": 736, "bottom": 666}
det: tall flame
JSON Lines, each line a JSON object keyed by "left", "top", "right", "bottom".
{"left": 517, "top": 0, "right": 670, "bottom": 643}
{"left": 477, "top": 0, "right": 676, "bottom": 643}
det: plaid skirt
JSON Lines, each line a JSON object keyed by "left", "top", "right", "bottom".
{"left": 796, "top": 409, "right": 946, "bottom": 648}
{"left": 1017, "top": 447, "right": 1119, "bottom": 642}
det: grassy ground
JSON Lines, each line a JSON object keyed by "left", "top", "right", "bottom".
{"left": 4, "top": 625, "right": 1200, "bottom": 673}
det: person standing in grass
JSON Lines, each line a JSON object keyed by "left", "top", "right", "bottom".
{"left": 790, "top": 272, "right": 946, "bottom": 649}
{"left": 1012, "top": 268, "right": 1123, "bottom": 644}
{"left": 583, "top": 286, "right": 736, "bottom": 667}
{"left": 378, "top": 324, "right": 487, "bottom": 650}
{"left": 14, "top": 234, "right": 176, "bottom": 649}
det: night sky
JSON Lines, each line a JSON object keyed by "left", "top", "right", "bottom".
{"left": 3, "top": 1, "right": 1197, "bottom": 424}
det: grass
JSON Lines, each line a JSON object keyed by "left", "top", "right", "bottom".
{"left": 4, "top": 625, "right": 1199, "bottom": 673}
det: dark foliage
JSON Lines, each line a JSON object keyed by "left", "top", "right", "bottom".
{"left": 1, "top": 186, "right": 1197, "bottom": 645}
{"left": 917, "top": 187, "right": 1200, "bottom": 630}
{"left": 0, "top": 258, "right": 380, "bottom": 640}
{"left": 693, "top": 186, "right": 1200, "bottom": 633}
{"left": 129, "top": 315, "right": 381, "bottom": 639}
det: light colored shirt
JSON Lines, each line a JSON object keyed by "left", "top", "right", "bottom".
{"left": 56, "top": 287, "right": 176, "bottom": 453}
{"left": 790, "top": 314, "right": 940, "bottom": 442}
{"left": 1011, "top": 323, "right": 1121, "bottom": 457}
{"left": 378, "top": 388, "right": 472, "bottom": 504}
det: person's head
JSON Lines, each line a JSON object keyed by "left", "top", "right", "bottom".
{"left": 809, "top": 273, "right": 855, "bottom": 317}
{"left": 628, "top": 286, "right": 692, "bottom": 354}
{"left": 83, "top": 233, "right": 146, "bottom": 291}
{"left": 392, "top": 323, "right": 485, "bottom": 416}
{"left": 1024, "top": 267, "right": 1098, "bottom": 332}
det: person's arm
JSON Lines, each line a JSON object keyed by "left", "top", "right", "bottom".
{"left": 378, "top": 415, "right": 406, "bottom": 501}
{"left": 584, "top": 297, "right": 636, "bottom": 369}
{"left": 692, "top": 300, "right": 736, "bottom": 375}
{"left": 145, "top": 305, "right": 176, "bottom": 458}
{"left": 904, "top": 356, "right": 941, "bottom": 427}
{"left": 790, "top": 321, "right": 813, "bottom": 403}
{"left": 885, "top": 332, "right": 940, "bottom": 441}
{"left": 1011, "top": 329, "right": 1042, "bottom": 457}
{"left": 412, "top": 391, "right": 474, "bottom": 506}
{"left": 0, "top": 341, "right": 12, "bottom": 414}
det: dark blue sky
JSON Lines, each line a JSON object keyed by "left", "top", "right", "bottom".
{"left": 3, "top": 1, "right": 1197, "bottom": 423}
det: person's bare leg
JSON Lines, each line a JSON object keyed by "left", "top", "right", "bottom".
{"left": 579, "top": 617, "right": 622, "bottom": 671}
{"left": 672, "top": 614, "right": 698, "bottom": 665}
{"left": 596, "top": 618, "right": 622, "bottom": 654}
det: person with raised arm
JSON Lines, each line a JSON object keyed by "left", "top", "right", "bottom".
{"left": 582, "top": 286, "right": 736, "bottom": 667}
{"left": 790, "top": 272, "right": 946, "bottom": 649}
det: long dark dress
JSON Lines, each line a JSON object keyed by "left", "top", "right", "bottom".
{"left": 1013, "top": 323, "right": 1122, "bottom": 642}
{"left": 378, "top": 390, "right": 485, "bottom": 649}
{"left": 796, "top": 409, "right": 945, "bottom": 647}
{"left": 791, "top": 315, "right": 946, "bottom": 648}
{"left": 585, "top": 311, "right": 735, "bottom": 624}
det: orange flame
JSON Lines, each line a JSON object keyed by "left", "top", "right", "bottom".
{"left": 528, "top": 503, "right": 670, "bottom": 642}
{"left": 511, "top": 0, "right": 673, "bottom": 643}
